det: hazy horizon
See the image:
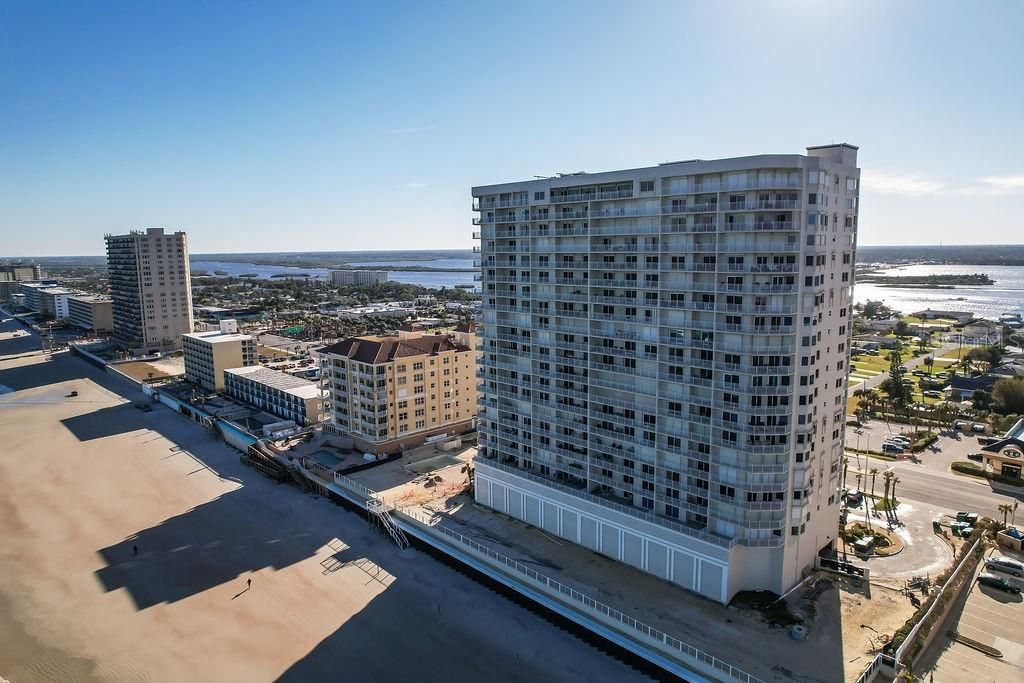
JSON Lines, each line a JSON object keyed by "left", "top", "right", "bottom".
{"left": 5, "top": 243, "right": 1024, "bottom": 262}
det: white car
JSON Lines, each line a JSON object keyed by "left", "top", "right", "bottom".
{"left": 984, "top": 556, "right": 1024, "bottom": 577}
{"left": 886, "top": 436, "right": 911, "bottom": 446}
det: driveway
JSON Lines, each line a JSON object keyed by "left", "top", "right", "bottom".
{"left": 917, "top": 548, "right": 1024, "bottom": 681}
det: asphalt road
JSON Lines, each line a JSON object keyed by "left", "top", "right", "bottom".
{"left": 847, "top": 421, "right": 1024, "bottom": 518}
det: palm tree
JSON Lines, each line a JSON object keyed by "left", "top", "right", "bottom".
{"left": 868, "top": 468, "right": 880, "bottom": 527}
{"left": 891, "top": 476, "right": 900, "bottom": 511}
{"left": 882, "top": 471, "right": 893, "bottom": 511}
{"left": 842, "top": 456, "right": 850, "bottom": 491}
{"left": 923, "top": 356, "right": 934, "bottom": 375}
{"left": 999, "top": 503, "right": 1013, "bottom": 527}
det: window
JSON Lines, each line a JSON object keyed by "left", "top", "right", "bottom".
{"left": 534, "top": 191, "right": 545, "bottom": 201}
{"left": 808, "top": 193, "right": 817, "bottom": 205}
{"left": 639, "top": 180, "right": 655, "bottom": 192}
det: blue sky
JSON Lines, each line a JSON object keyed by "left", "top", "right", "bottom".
{"left": 1, "top": 1, "right": 1022, "bottom": 256}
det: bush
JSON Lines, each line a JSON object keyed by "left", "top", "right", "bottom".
{"left": 951, "top": 460, "right": 1024, "bottom": 487}
{"left": 911, "top": 431, "right": 938, "bottom": 452}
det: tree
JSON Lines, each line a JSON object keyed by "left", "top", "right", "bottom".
{"left": 918, "top": 331, "right": 931, "bottom": 352}
{"left": 998, "top": 503, "right": 1013, "bottom": 527}
{"left": 868, "top": 467, "right": 879, "bottom": 528}
{"left": 842, "top": 456, "right": 850, "bottom": 491}
{"left": 894, "top": 319, "right": 910, "bottom": 339}
{"left": 883, "top": 349, "right": 910, "bottom": 410}
{"left": 992, "top": 378, "right": 1024, "bottom": 415}
{"left": 882, "top": 470, "right": 893, "bottom": 509}
{"left": 923, "top": 356, "right": 934, "bottom": 375}
{"left": 891, "top": 476, "right": 901, "bottom": 517}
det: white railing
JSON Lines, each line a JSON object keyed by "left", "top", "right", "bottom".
{"left": 397, "top": 505, "right": 762, "bottom": 683}
{"left": 894, "top": 537, "right": 981, "bottom": 664}
{"left": 297, "top": 455, "right": 761, "bottom": 683}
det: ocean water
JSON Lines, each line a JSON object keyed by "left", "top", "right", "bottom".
{"left": 854, "top": 265, "right": 1024, "bottom": 319}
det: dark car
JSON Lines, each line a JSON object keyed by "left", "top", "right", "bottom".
{"left": 977, "top": 572, "right": 1022, "bottom": 594}
{"left": 967, "top": 452, "right": 984, "bottom": 462}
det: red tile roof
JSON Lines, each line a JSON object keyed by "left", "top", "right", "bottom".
{"left": 319, "top": 334, "right": 469, "bottom": 364}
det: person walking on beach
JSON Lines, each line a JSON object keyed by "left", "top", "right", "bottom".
{"left": 246, "top": 578, "right": 252, "bottom": 590}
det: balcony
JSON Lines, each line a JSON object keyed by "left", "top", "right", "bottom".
{"left": 663, "top": 203, "right": 718, "bottom": 214}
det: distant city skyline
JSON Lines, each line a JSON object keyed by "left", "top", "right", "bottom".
{"left": 2, "top": 1, "right": 1022, "bottom": 256}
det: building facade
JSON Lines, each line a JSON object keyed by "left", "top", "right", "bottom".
{"left": 19, "top": 281, "right": 60, "bottom": 312}
{"left": 105, "top": 227, "right": 193, "bottom": 354}
{"left": 182, "top": 320, "right": 257, "bottom": 391}
{"left": 0, "top": 265, "right": 42, "bottom": 281}
{"left": 224, "top": 365, "right": 327, "bottom": 426}
{"left": 320, "top": 325, "right": 478, "bottom": 454}
{"left": 472, "top": 144, "right": 860, "bottom": 603}
{"left": 330, "top": 270, "right": 389, "bottom": 286}
{"left": 38, "top": 288, "right": 73, "bottom": 320}
{"left": 67, "top": 295, "right": 114, "bottom": 332}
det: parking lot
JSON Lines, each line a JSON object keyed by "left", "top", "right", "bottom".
{"left": 918, "top": 549, "right": 1024, "bottom": 681}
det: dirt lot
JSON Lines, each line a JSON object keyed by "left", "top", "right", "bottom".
{"left": 112, "top": 355, "right": 185, "bottom": 381}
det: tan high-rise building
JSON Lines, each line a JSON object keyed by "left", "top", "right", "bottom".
{"left": 321, "top": 323, "right": 478, "bottom": 454}
{"left": 105, "top": 227, "right": 193, "bottom": 354}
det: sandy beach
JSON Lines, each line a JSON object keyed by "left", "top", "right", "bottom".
{"left": 0, "top": 334, "right": 645, "bottom": 681}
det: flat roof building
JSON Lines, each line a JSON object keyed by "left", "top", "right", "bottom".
{"left": 182, "top": 320, "right": 257, "bottom": 391}
{"left": 472, "top": 144, "right": 860, "bottom": 603}
{"left": 19, "top": 280, "right": 61, "bottom": 312}
{"left": 105, "top": 227, "right": 193, "bottom": 355}
{"left": 330, "top": 270, "right": 389, "bottom": 286}
{"left": 67, "top": 294, "right": 114, "bottom": 333}
{"left": 320, "top": 326, "right": 478, "bottom": 454}
{"left": 224, "top": 365, "right": 327, "bottom": 427}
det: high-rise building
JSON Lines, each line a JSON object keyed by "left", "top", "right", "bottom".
{"left": 182, "top": 320, "right": 257, "bottom": 391}
{"left": 472, "top": 144, "right": 860, "bottom": 603}
{"left": 105, "top": 228, "right": 193, "bottom": 354}
{"left": 320, "top": 323, "right": 478, "bottom": 454}
{"left": 330, "top": 270, "right": 389, "bottom": 286}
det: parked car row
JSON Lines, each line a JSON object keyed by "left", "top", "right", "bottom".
{"left": 882, "top": 434, "right": 911, "bottom": 454}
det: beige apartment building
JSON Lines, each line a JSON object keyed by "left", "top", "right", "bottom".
{"left": 321, "top": 323, "right": 478, "bottom": 454}
{"left": 67, "top": 294, "right": 114, "bottom": 332}
{"left": 182, "top": 320, "right": 257, "bottom": 390}
{"left": 105, "top": 227, "right": 193, "bottom": 354}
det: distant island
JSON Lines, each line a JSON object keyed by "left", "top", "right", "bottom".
{"left": 857, "top": 273, "right": 994, "bottom": 288}
{"left": 190, "top": 249, "right": 475, "bottom": 272}
{"left": 857, "top": 244, "right": 1024, "bottom": 266}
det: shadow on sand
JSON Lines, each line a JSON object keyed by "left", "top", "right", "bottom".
{"left": 94, "top": 490, "right": 331, "bottom": 610}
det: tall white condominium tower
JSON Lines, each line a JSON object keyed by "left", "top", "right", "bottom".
{"left": 105, "top": 227, "right": 194, "bottom": 355}
{"left": 472, "top": 144, "right": 860, "bottom": 603}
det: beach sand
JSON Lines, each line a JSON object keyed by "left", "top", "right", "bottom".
{"left": 0, "top": 348, "right": 644, "bottom": 682}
